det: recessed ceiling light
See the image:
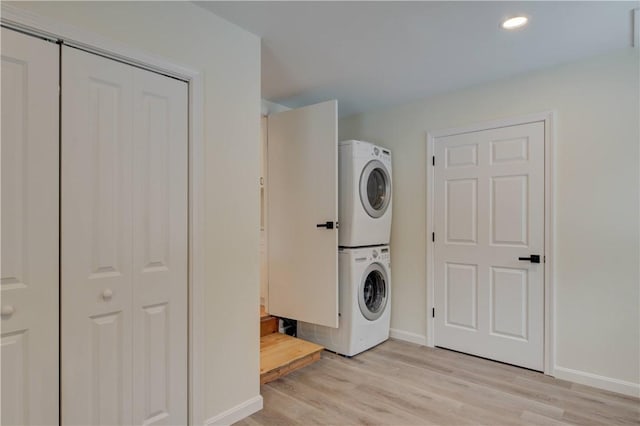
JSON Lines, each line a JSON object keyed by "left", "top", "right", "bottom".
{"left": 501, "top": 16, "right": 528, "bottom": 30}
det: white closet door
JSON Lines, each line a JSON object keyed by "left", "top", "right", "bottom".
{"left": 61, "top": 46, "right": 135, "bottom": 424}
{"left": 1, "top": 27, "right": 59, "bottom": 426}
{"left": 62, "top": 45, "right": 188, "bottom": 425}
{"left": 132, "top": 67, "right": 188, "bottom": 425}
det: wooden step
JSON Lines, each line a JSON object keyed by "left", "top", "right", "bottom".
{"left": 260, "top": 333, "right": 324, "bottom": 384}
{"left": 260, "top": 315, "right": 278, "bottom": 337}
{"left": 260, "top": 305, "right": 278, "bottom": 337}
{"left": 260, "top": 304, "right": 269, "bottom": 319}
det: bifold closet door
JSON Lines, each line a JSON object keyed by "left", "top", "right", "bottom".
{"left": 131, "top": 60, "right": 188, "bottom": 426}
{"left": 1, "top": 27, "right": 60, "bottom": 426}
{"left": 61, "top": 46, "right": 188, "bottom": 425}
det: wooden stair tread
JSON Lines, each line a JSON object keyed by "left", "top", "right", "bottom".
{"left": 260, "top": 305, "right": 278, "bottom": 337}
{"left": 260, "top": 305, "right": 269, "bottom": 319}
{"left": 260, "top": 333, "right": 324, "bottom": 384}
{"left": 260, "top": 316, "right": 278, "bottom": 337}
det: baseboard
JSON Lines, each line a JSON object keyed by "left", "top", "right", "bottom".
{"left": 554, "top": 365, "right": 640, "bottom": 398}
{"left": 389, "top": 328, "right": 427, "bottom": 346}
{"left": 204, "top": 395, "right": 263, "bottom": 426}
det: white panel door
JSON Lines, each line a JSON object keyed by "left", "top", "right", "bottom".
{"left": 267, "top": 101, "right": 339, "bottom": 327}
{"left": 132, "top": 67, "right": 188, "bottom": 425}
{"left": 1, "top": 27, "right": 59, "bottom": 426}
{"left": 434, "top": 121, "right": 544, "bottom": 370}
{"left": 62, "top": 46, "right": 188, "bottom": 424}
{"left": 62, "top": 46, "right": 135, "bottom": 425}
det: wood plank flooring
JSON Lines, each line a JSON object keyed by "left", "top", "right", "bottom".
{"left": 239, "top": 339, "right": 640, "bottom": 425}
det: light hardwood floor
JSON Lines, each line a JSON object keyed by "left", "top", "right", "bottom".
{"left": 237, "top": 339, "right": 639, "bottom": 425}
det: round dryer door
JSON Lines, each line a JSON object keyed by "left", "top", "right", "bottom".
{"left": 358, "top": 263, "right": 389, "bottom": 321}
{"left": 359, "top": 160, "right": 391, "bottom": 218}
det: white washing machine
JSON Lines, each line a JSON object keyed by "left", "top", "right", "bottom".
{"left": 338, "top": 140, "right": 392, "bottom": 247}
{"left": 298, "top": 246, "right": 391, "bottom": 357}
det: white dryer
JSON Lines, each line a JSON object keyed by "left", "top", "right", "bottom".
{"left": 338, "top": 140, "right": 392, "bottom": 247}
{"left": 298, "top": 246, "right": 391, "bottom": 357}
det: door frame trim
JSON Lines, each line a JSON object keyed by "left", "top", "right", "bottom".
{"left": 1, "top": 4, "right": 206, "bottom": 423}
{"left": 425, "top": 111, "right": 556, "bottom": 375}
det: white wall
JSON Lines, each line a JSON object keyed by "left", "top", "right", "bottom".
{"left": 340, "top": 49, "right": 640, "bottom": 395}
{"left": 8, "top": 1, "right": 262, "bottom": 421}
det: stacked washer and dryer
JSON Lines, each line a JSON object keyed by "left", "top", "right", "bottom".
{"left": 298, "top": 140, "right": 392, "bottom": 357}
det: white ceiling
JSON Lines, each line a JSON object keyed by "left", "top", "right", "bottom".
{"left": 197, "top": 1, "right": 637, "bottom": 117}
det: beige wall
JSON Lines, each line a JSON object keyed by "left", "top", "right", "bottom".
{"left": 340, "top": 49, "right": 640, "bottom": 393}
{"left": 9, "top": 1, "right": 262, "bottom": 420}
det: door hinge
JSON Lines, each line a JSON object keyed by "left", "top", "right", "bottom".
{"left": 432, "top": 232, "right": 435, "bottom": 242}
{"left": 432, "top": 308, "right": 435, "bottom": 318}
{"left": 432, "top": 156, "right": 435, "bottom": 166}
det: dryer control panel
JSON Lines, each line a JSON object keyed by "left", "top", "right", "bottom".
{"left": 350, "top": 140, "right": 392, "bottom": 164}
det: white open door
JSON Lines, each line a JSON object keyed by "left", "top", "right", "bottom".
{"left": 267, "top": 100, "right": 339, "bottom": 328}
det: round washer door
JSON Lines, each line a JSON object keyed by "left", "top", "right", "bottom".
{"left": 359, "top": 159, "right": 391, "bottom": 218}
{"left": 358, "top": 262, "right": 389, "bottom": 321}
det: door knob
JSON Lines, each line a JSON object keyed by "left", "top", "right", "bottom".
{"left": 102, "top": 289, "right": 113, "bottom": 301}
{"left": 518, "top": 255, "right": 541, "bottom": 264}
{"left": 1, "top": 305, "right": 15, "bottom": 317}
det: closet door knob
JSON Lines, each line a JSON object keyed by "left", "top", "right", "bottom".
{"left": 102, "top": 289, "right": 113, "bottom": 301}
{"left": 1, "top": 305, "right": 15, "bottom": 317}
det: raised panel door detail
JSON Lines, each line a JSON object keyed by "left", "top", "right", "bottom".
{"left": 1, "top": 59, "right": 27, "bottom": 290}
{"left": 1, "top": 331, "right": 28, "bottom": 425}
{"left": 140, "top": 93, "right": 170, "bottom": 273}
{"left": 445, "top": 263, "right": 477, "bottom": 330}
{"left": 90, "top": 80, "right": 124, "bottom": 278}
{"left": 490, "top": 267, "right": 528, "bottom": 340}
{"left": 445, "top": 144, "right": 477, "bottom": 168}
{"left": 445, "top": 179, "right": 477, "bottom": 244}
{"left": 91, "top": 312, "right": 125, "bottom": 425}
{"left": 142, "top": 303, "right": 170, "bottom": 424}
{"left": 491, "top": 175, "right": 528, "bottom": 246}
{"left": 1, "top": 28, "right": 59, "bottom": 425}
{"left": 490, "top": 137, "right": 529, "bottom": 164}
